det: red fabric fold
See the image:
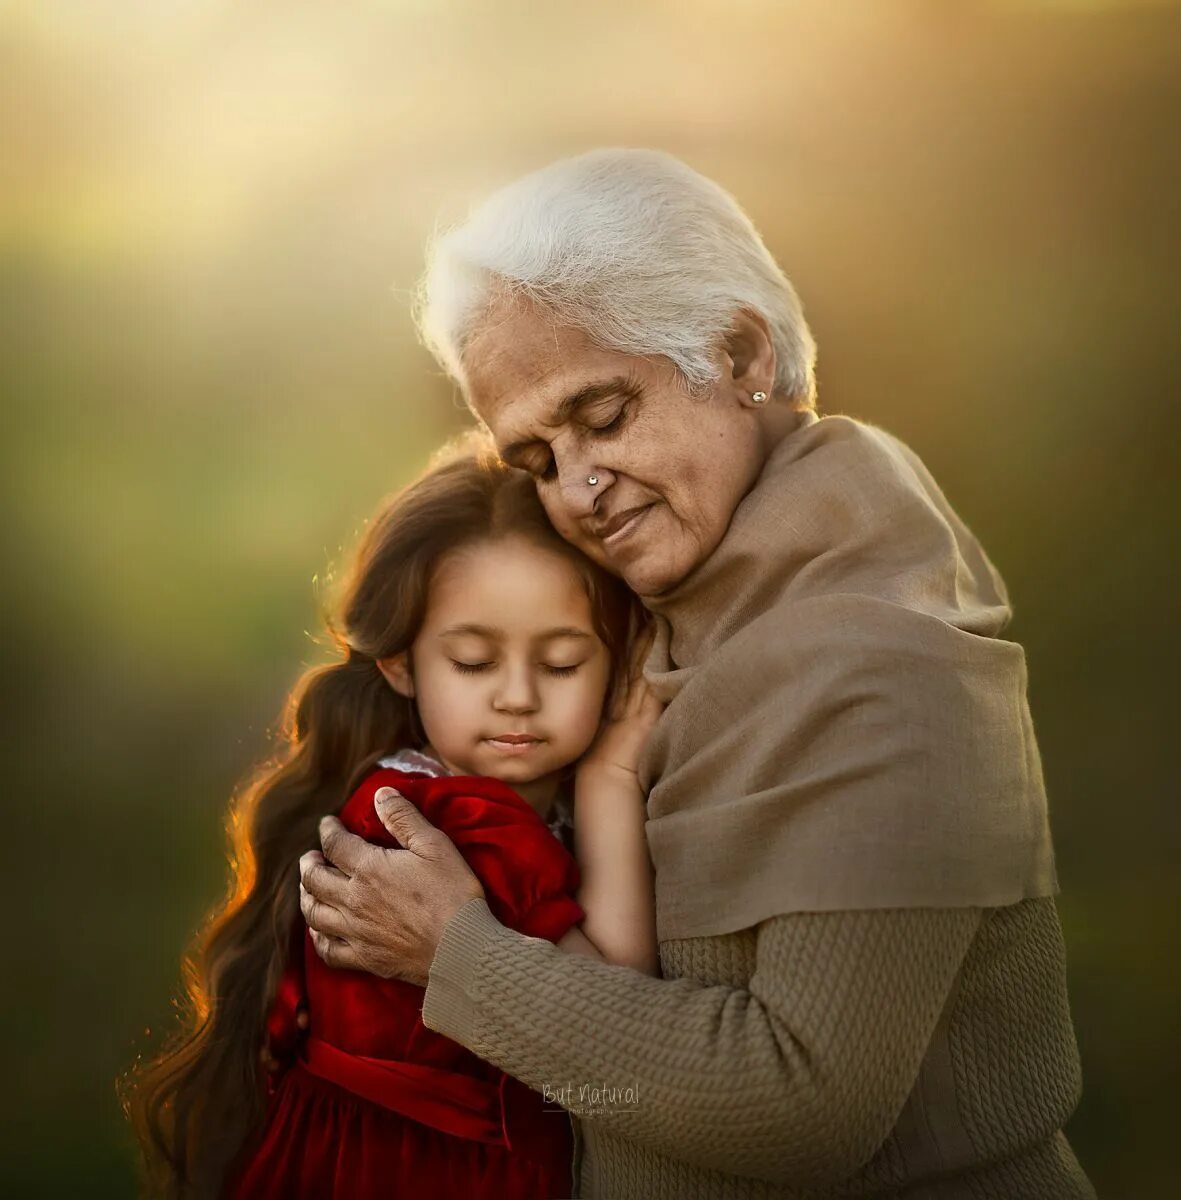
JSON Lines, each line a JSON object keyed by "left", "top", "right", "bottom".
{"left": 302, "top": 1036, "right": 507, "bottom": 1144}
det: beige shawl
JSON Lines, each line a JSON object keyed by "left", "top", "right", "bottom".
{"left": 638, "top": 412, "right": 1059, "bottom": 942}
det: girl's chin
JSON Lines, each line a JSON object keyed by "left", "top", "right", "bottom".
{"left": 486, "top": 759, "right": 548, "bottom": 781}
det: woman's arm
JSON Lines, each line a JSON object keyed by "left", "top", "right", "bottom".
{"left": 423, "top": 898, "right": 982, "bottom": 1187}
{"left": 565, "top": 762, "right": 658, "bottom": 974}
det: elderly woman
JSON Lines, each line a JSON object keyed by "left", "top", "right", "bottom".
{"left": 299, "top": 150, "right": 1095, "bottom": 1198}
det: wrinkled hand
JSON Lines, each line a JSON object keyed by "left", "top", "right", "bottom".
{"left": 579, "top": 621, "right": 665, "bottom": 782}
{"left": 299, "top": 789, "right": 486, "bottom": 987}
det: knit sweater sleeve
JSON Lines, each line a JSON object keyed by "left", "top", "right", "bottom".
{"left": 422, "top": 897, "right": 982, "bottom": 1187}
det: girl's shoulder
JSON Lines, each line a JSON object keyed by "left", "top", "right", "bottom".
{"left": 336, "top": 757, "right": 584, "bottom": 938}
{"left": 336, "top": 756, "right": 538, "bottom": 847}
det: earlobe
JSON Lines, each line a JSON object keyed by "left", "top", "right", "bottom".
{"left": 724, "top": 309, "right": 777, "bottom": 401}
{"left": 377, "top": 653, "right": 416, "bottom": 699}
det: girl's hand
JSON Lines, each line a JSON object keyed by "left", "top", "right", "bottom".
{"left": 579, "top": 622, "right": 665, "bottom": 782}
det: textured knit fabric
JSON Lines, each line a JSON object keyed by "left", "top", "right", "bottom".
{"left": 422, "top": 893, "right": 1095, "bottom": 1198}
{"left": 637, "top": 412, "right": 1058, "bottom": 940}
{"left": 413, "top": 414, "right": 1090, "bottom": 1195}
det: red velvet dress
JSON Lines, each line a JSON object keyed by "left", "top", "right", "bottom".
{"left": 223, "top": 760, "right": 585, "bottom": 1199}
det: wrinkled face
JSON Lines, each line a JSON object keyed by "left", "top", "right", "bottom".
{"left": 464, "top": 300, "right": 770, "bottom": 598}
{"left": 384, "top": 536, "right": 612, "bottom": 806}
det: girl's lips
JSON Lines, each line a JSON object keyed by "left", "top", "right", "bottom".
{"left": 485, "top": 736, "right": 544, "bottom": 755}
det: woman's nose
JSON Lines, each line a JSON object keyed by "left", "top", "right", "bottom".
{"left": 555, "top": 452, "right": 612, "bottom": 517}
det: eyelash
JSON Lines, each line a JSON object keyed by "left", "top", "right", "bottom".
{"left": 537, "top": 402, "right": 631, "bottom": 481}
{"left": 449, "top": 661, "right": 581, "bottom": 677}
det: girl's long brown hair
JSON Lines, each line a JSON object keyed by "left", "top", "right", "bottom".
{"left": 118, "top": 431, "right": 641, "bottom": 1198}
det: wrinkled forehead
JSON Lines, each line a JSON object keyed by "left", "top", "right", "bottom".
{"left": 463, "top": 298, "right": 618, "bottom": 440}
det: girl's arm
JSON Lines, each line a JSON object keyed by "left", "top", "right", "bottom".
{"left": 557, "top": 627, "right": 662, "bottom": 975}
{"left": 565, "top": 763, "right": 658, "bottom": 974}
{"left": 555, "top": 922, "right": 605, "bottom": 961}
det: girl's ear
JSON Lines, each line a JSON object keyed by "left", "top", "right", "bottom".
{"left": 377, "top": 652, "right": 415, "bottom": 699}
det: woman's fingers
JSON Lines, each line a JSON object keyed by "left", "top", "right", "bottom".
{"left": 298, "top": 850, "right": 351, "bottom": 952}
{"left": 298, "top": 849, "right": 350, "bottom": 906}
{"left": 309, "top": 928, "right": 358, "bottom": 971}
{"left": 318, "top": 816, "right": 375, "bottom": 875}
{"left": 372, "top": 789, "right": 448, "bottom": 858}
{"left": 300, "top": 881, "right": 350, "bottom": 939}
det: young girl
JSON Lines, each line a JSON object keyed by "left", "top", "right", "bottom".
{"left": 120, "top": 436, "right": 661, "bottom": 1199}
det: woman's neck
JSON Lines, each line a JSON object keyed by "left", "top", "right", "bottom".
{"left": 759, "top": 399, "right": 812, "bottom": 454}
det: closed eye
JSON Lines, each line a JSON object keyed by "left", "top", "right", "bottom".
{"left": 450, "top": 660, "right": 494, "bottom": 675}
{"left": 532, "top": 404, "right": 629, "bottom": 482}
{"left": 587, "top": 402, "right": 629, "bottom": 436}
{"left": 451, "top": 659, "right": 579, "bottom": 677}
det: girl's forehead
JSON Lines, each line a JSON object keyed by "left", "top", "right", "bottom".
{"left": 424, "top": 538, "right": 598, "bottom": 636}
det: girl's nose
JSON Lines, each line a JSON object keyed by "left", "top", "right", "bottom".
{"left": 492, "top": 666, "right": 540, "bottom": 714}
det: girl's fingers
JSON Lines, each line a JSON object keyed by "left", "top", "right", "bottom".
{"left": 629, "top": 623, "right": 655, "bottom": 678}
{"left": 616, "top": 623, "right": 655, "bottom": 712}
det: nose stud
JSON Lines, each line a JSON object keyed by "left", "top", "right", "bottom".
{"left": 587, "top": 475, "right": 599, "bottom": 486}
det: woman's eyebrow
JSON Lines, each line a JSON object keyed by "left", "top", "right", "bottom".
{"left": 501, "top": 376, "right": 635, "bottom": 464}
{"left": 541, "top": 376, "right": 635, "bottom": 429}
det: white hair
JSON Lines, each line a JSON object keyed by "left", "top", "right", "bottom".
{"left": 414, "top": 148, "right": 818, "bottom": 407}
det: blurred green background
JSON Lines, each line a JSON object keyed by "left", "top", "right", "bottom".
{"left": 3, "top": 1, "right": 1177, "bottom": 1195}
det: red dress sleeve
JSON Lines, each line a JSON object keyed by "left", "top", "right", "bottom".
{"left": 339, "top": 768, "right": 586, "bottom": 945}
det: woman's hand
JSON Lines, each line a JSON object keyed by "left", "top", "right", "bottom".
{"left": 300, "top": 791, "right": 486, "bottom": 987}
{"left": 579, "top": 622, "right": 665, "bottom": 783}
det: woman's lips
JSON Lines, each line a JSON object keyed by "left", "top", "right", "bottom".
{"left": 601, "top": 504, "right": 654, "bottom": 548}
